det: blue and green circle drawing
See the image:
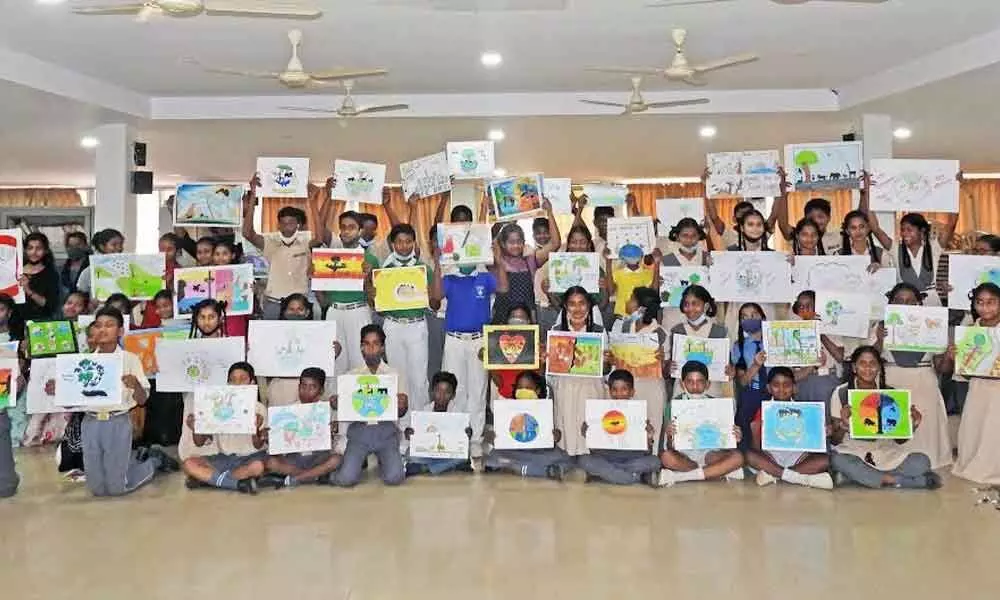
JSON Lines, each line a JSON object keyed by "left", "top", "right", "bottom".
{"left": 459, "top": 149, "right": 479, "bottom": 174}
{"left": 977, "top": 268, "right": 1000, "bottom": 286}
{"left": 73, "top": 359, "right": 107, "bottom": 398}
{"left": 272, "top": 165, "right": 296, "bottom": 189}
{"left": 351, "top": 375, "right": 390, "bottom": 418}
{"left": 694, "top": 423, "right": 724, "bottom": 449}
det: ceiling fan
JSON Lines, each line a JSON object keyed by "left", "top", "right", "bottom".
{"left": 186, "top": 29, "right": 388, "bottom": 89}
{"left": 369, "top": 0, "right": 566, "bottom": 10}
{"left": 646, "top": 0, "right": 888, "bottom": 7}
{"left": 71, "top": 0, "right": 322, "bottom": 22}
{"left": 280, "top": 80, "right": 410, "bottom": 117}
{"left": 580, "top": 76, "right": 709, "bottom": 115}
{"left": 588, "top": 28, "right": 758, "bottom": 86}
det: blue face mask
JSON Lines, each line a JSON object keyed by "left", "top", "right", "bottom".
{"left": 741, "top": 319, "right": 762, "bottom": 335}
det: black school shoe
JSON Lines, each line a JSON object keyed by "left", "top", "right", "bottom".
{"left": 185, "top": 476, "right": 209, "bottom": 490}
{"left": 258, "top": 474, "right": 289, "bottom": 489}
{"left": 147, "top": 446, "right": 180, "bottom": 473}
{"left": 237, "top": 478, "right": 259, "bottom": 495}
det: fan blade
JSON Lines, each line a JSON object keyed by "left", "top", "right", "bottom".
{"left": 279, "top": 106, "right": 340, "bottom": 114}
{"left": 646, "top": 0, "right": 735, "bottom": 6}
{"left": 356, "top": 104, "right": 410, "bottom": 115}
{"left": 580, "top": 100, "right": 628, "bottom": 108}
{"left": 308, "top": 69, "right": 388, "bottom": 81}
{"left": 72, "top": 4, "right": 147, "bottom": 15}
{"left": 202, "top": 66, "right": 282, "bottom": 78}
{"left": 588, "top": 66, "right": 665, "bottom": 76}
{"left": 691, "top": 53, "right": 759, "bottom": 74}
{"left": 772, "top": 0, "right": 887, "bottom": 3}
{"left": 644, "top": 98, "right": 710, "bottom": 109}
{"left": 204, "top": 0, "right": 321, "bottom": 17}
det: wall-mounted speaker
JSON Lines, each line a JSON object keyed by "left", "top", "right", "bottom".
{"left": 133, "top": 142, "right": 147, "bottom": 167}
{"left": 131, "top": 171, "right": 153, "bottom": 194}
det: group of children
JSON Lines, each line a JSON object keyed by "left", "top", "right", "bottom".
{"left": 1, "top": 166, "right": 999, "bottom": 499}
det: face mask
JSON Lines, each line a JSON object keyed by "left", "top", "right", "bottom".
{"left": 514, "top": 388, "right": 538, "bottom": 400}
{"left": 687, "top": 313, "right": 708, "bottom": 327}
{"left": 67, "top": 247, "right": 89, "bottom": 261}
{"left": 680, "top": 242, "right": 699, "bottom": 253}
{"left": 508, "top": 317, "right": 529, "bottom": 326}
{"left": 741, "top": 318, "right": 762, "bottom": 335}
{"left": 284, "top": 313, "right": 309, "bottom": 321}
{"left": 391, "top": 251, "right": 415, "bottom": 264}
{"left": 458, "top": 265, "right": 477, "bottom": 276}
{"left": 359, "top": 237, "right": 374, "bottom": 248}
{"left": 627, "top": 308, "right": 645, "bottom": 322}
{"left": 280, "top": 230, "right": 299, "bottom": 244}
{"left": 364, "top": 353, "right": 383, "bottom": 367}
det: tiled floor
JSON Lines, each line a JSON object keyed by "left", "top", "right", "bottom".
{"left": 2, "top": 448, "right": 1000, "bottom": 600}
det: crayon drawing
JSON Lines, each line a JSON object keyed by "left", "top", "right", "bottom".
{"left": 174, "top": 183, "right": 244, "bottom": 227}
{"left": 267, "top": 403, "right": 332, "bottom": 455}
{"left": 0, "top": 359, "right": 18, "bottom": 409}
{"left": 90, "top": 253, "right": 166, "bottom": 301}
{"left": 400, "top": 152, "right": 452, "bottom": 200}
{"left": 947, "top": 255, "right": 1000, "bottom": 307}
{"left": 193, "top": 385, "right": 258, "bottom": 435}
{"left": 548, "top": 252, "right": 600, "bottom": 294}
{"left": 706, "top": 150, "right": 780, "bottom": 198}
{"left": 655, "top": 198, "right": 705, "bottom": 231}
{"left": 546, "top": 331, "right": 605, "bottom": 378}
{"left": 791, "top": 255, "right": 870, "bottom": 295}
{"left": 372, "top": 266, "right": 429, "bottom": 312}
{"left": 311, "top": 248, "right": 366, "bottom": 292}
{"left": 784, "top": 142, "right": 863, "bottom": 191}
{"left": 848, "top": 389, "right": 913, "bottom": 440}
{"left": 670, "top": 335, "right": 730, "bottom": 382}
{"left": 446, "top": 141, "right": 495, "bottom": 179}
{"left": 608, "top": 332, "right": 661, "bottom": 378}
{"left": 247, "top": 321, "right": 337, "bottom": 378}
{"left": 883, "top": 305, "right": 948, "bottom": 353}
{"left": 332, "top": 159, "right": 387, "bottom": 206}
{"left": 580, "top": 184, "right": 626, "bottom": 207}
{"left": 493, "top": 399, "right": 555, "bottom": 450}
{"left": 437, "top": 223, "right": 493, "bottom": 266}
{"left": 55, "top": 353, "right": 124, "bottom": 408}
{"left": 869, "top": 159, "right": 959, "bottom": 213}
{"left": 0, "top": 229, "right": 24, "bottom": 303}
{"left": 672, "top": 397, "right": 736, "bottom": 451}
{"left": 488, "top": 174, "right": 543, "bottom": 221}
{"left": 155, "top": 337, "right": 246, "bottom": 393}
{"left": 409, "top": 411, "right": 471, "bottom": 460}
{"left": 585, "top": 399, "right": 647, "bottom": 451}
{"left": 660, "top": 266, "right": 708, "bottom": 308}
{"left": 484, "top": 325, "right": 540, "bottom": 370}
{"left": 542, "top": 178, "right": 573, "bottom": 214}
{"left": 27, "top": 320, "right": 78, "bottom": 358}
{"left": 814, "top": 290, "right": 871, "bottom": 339}
{"left": 336, "top": 373, "right": 399, "bottom": 422}
{"left": 763, "top": 321, "right": 822, "bottom": 367}
{"left": 173, "top": 264, "right": 255, "bottom": 317}
{"left": 761, "top": 401, "right": 826, "bottom": 453}
{"left": 709, "top": 251, "right": 793, "bottom": 303}
{"left": 606, "top": 217, "right": 656, "bottom": 258}
{"left": 256, "top": 157, "right": 309, "bottom": 198}
{"left": 122, "top": 327, "right": 189, "bottom": 377}
{"left": 954, "top": 326, "right": 1000, "bottom": 378}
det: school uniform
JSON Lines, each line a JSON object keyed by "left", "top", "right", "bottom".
{"left": 612, "top": 317, "right": 669, "bottom": 446}
{"left": 953, "top": 319, "right": 1000, "bottom": 484}
{"left": 324, "top": 246, "right": 379, "bottom": 375}
{"left": 179, "top": 396, "right": 267, "bottom": 490}
{"left": 261, "top": 231, "right": 312, "bottom": 320}
{"left": 660, "top": 248, "right": 707, "bottom": 333}
{"left": 80, "top": 349, "right": 158, "bottom": 497}
{"left": 667, "top": 319, "right": 729, "bottom": 399}
{"left": 549, "top": 324, "right": 608, "bottom": 457}
{"left": 333, "top": 363, "right": 407, "bottom": 487}
{"left": 441, "top": 270, "right": 496, "bottom": 458}
{"left": 533, "top": 268, "right": 559, "bottom": 333}
{"left": 661, "top": 392, "right": 727, "bottom": 468}
{"left": 361, "top": 238, "right": 390, "bottom": 264}
{"left": 379, "top": 258, "right": 433, "bottom": 413}
{"left": 898, "top": 239, "right": 944, "bottom": 306}
{"left": 578, "top": 449, "right": 661, "bottom": 485}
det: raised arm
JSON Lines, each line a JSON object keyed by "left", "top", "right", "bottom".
{"left": 314, "top": 178, "right": 335, "bottom": 247}
{"left": 433, "top": 190, "right": 449, "bottom": 225}
{"left": 430, "top": 251, "right": 444, "bottom": 308}
{"left": 571, "top": 193, "right": 589, "bottom": 231}
{"left": 241, "top": 175, "right": 266, "bottom": 250}
{"left": 383, "top": 191, "right": 404, "bottom": 228}
{"left": 493, "top": 239, "right": 510, "bottom": 294}
{"left": 775, "top": 169, "right": 794, "bottom": 241}
{"left": 534, "top": 198, "right": 561, "bottom": 266}
{"left": 704, "top": 168, "right": 726, "bottom": 236}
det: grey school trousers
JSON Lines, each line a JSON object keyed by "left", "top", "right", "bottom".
{"left": 578, "top": 451, "right": 661, "bottom": 485}
{"left": 0, "top": 411, "right": 19, "bottom": 498}
{"left": 831, "top": 452, "right": 932, "bottom": 489}
{"left": 485, "top": 448, "right": 571, "bottom": 478}
{"left": 82, "top": 413, "right": 156, "bottom": 497}
{"left": 333, "top": 421, "right": 404, "bottom": 487}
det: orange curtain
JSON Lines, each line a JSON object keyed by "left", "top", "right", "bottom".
{"left": 0, "top": 188, "right": 82, "bottom": 207}
{"left": 917, "top": 180, "right": 1000, "bottom": 251}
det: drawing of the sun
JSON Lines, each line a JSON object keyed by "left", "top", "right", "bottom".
{"left": 602, "top": 410, "right": 627, "bottom": 435}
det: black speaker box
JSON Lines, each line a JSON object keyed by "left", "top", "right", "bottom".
{"left": 133, "top": 142, "right": 147, "bottom": 166}
{"left": 131, "top": 171, "right": 153, "bottom": 194}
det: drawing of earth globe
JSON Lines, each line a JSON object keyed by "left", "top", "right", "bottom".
{"left": 509, "top": 413, "right": 539, "bottom": 443}
{"left": 694, "top": 423, "right": 723, "bottom": 449}
{"left": 352, "top": 390, "right": 389, "bottom": 418}
{"left": 977, "top": 269, "right": 1000, "bottom": 286}
{"left": 735, "top": 265, "right": 762, "bottom": 290}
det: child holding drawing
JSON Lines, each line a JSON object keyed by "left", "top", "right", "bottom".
{"left": 660, "top": 218, "right": 709, "bottom": 332}
{"left": 789, "top": 290, "right": 845, "bottom": 407}
{"left": 666, "top": 285, "right": 730, "bottom": 399}
{"left": 403, "top": 371, "right": 473, "bottom": 477}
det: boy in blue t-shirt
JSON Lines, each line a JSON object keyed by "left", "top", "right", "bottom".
{"left": 431, "top": 239, "right": 508, "bottom": 460}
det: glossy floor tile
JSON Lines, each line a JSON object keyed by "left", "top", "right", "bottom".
{"left": 3, "top": 448, "right": 1000, "bottom": 600}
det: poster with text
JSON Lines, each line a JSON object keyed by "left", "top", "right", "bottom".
{"left": 543, "top": 177, "right": 573, "bottom": 214}
{"left": 55, "top": 353, "right": 124, "bottom": 409}
{"left": 400, "top": 152, "right": 452, "bottom": 200}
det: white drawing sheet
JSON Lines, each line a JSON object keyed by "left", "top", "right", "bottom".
{"left": 784, "top": 142, "right": 863, "bottom": 191}
{"left": 706, "top": 150, "right": 780, "bottom": 198}
{"left": 256, "top": 157, "right": 310, "bottom": 198}
{"left": 400, "top": 152, "right": 452, "bottom": 200}
{"left": 882, "top": 305, "right": 949, "bottom": 353}
{"left": 547, "top": 252, "right": 600, "bottom": 294}
{"left": 267, "top": 403, "right": 332, "bottom": 455}
{"left": 791, "top": 255, "right": 870, "bottom": 294}
{"left": 606, "top": 216, "right": 656, "bottom": 256}
{"left": 54, "top": 353, "right": 124, "bottom": 408}
{"left": 193, "top": 385, "right": 257, "bottom": 435}
{"left": 656, "top": 198, "right": 705, "bottom": 231}
{"left": 27, "top": 358, "right": 81, "bottom": 414}
{"left": 543, "top": 178, "right": 573, "bottom": 214}
{"left": 670, "top": 335, "right": 730, "bottom": 382}
{"left": 660, "top": 266, "right": 709, "bottom": 308}
{"left": 869, "top": 159, "right": 959, "bottom": 213}
{"left": 948, "top": 255, "right": 1000, "bottom": 308}
{"left": 336, "top": 373, "right": 399, "bottom": 422}
{"left": 155, "top": 337, "right": 246, "bottom": 393}
{"left": 447, "top": 141, "right": 495, "bottom": 179}
{"left": 493, "top": 399, "right": 555, "bottom": 450}
{"left": 585, "top": 399, "right": 647, "bottom": 451}
{"left": 332, "top": 159, "right": 387, "bottom": 206}
{"left": 708, "top": 251, "right": 793, "bottom": 303}
{"left": 814, "top": 290, "right": 871, "bottom": 338}
{"left": 409, "top": 411, "right": 470, "bottom": 460}
{"left": 671, "top": 397, "right": 737, "bottom": 451}
{"left": 247, "top": 321, "right": 337, "bottom": 378}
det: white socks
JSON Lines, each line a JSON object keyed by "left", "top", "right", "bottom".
{"left": 674, "top": 467, "right": 705, "bottom": 482}
{"left": 781, "top": 468, "right": 833, "bottom": 490}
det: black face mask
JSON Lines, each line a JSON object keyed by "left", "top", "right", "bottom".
{"left": 66, "top": 247, "right": 89, "bottom": 261}
{"left": 284, "top": 314, "right": 309, "bottom": 321}
{"left": 363, "top": 354, "right": 382, "bottom": 367}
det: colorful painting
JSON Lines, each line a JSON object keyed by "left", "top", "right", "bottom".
{"left": 848, "top": 389, "right": 913, "bottom": 440}
{"left": 193, "top": 385, "right": 258, "bottom": 435}
{"left": 54, "top": 353, "right": 124, "bottom": 408}
{"left": 545, "top": 331, "right": 605, "bottom": 378}
{"left": 580, "top": 183, "right": 626, "bottom": 207}
{"left": 763, "top": 321, "right": 822, "bottom": 367}
{"left": 493, "top": 399, "right": 555, "bottom": 450}
{"left": 256, "top": 156, "right": 310, "bottom": 198}
{"left": 655, "top": 198, "right": 705, "bottom": 231}
{"left": 372, "top": 266, "right": 429, "bottom": 312}
{"left": 542, "top": 177, "right": 573, "bottom": 214}
{"left": 814, "top": 290, "right": 871, "bottom": 339}
{"left": 608, "top": 332, "right": 661, "bottom": 378}
{"left": 948, "top": 255, "right": 1000, "bottom": 307}
{"left": 174, "top": 183, "right": 244, "bottom": 227}
{"left": 548, "top": 252, "right": 600, "bottom": 294}
{"left": 706, "top": 150, "right": 780, "bottom": 198}
{"left": 484, "top": 325, "right": 540, "bottom": 371}
{"left": 400, "top": 151, "right": 452, "bottom": 200}
{"left": 336, "top": 373, "right": 398, "bottom": 422}
{"left": 447, "top": 141, "right": 495, "bottom": 179}
{"left": 672, "top": 397, "right": 736, "bottom": 451}
{"left": 409, "top": 411, "right": 470, "bottom": 460}
{"left": 670, "top": 335, "right": 730, "bottom": 382}
{"left": 27, "top": 320, "right": 78, "bottom": 358}
{"left": 437, "top": 223, "right": 494, "bottom": 266}
{"left": 154, "top": 337, "right": 246, "bottom": 393}
{"left": 955, "top": 326, "right": 1000, "bottom": 378}
{"left": 0, "top": 359, "right": 18, "bottom": 409}
{"left": 761, "top": 401, "right": 827, "bottom": 453}
{"left": 247, "top": 320, "right": 337, "bottom": 378}
{"left": 173, "top": 263, "right": 255, "bottom": 317}
{"left": 332, "top": 159, "right": 387, "bottom": 206}
{"left": 267, "top": 402, "right": 332, "bottom": 455}
{"left": 311, "top": 248, "right": 366, "bottom": 292}
{"left": 606, "top": 216, "right": 656, "bottom": 258}
{"left": 90, "top": 253, "right": 166, "bottom": 301}
{"left": 883, "top": 305, "right": 948, "bottom": 353}
{"left": 122, "top": 326, "right": 189, "bottom": 377}
{"left": 784, "top": 142, "right": 863, "bottom": 191}
{"left": 26, "top": 358, "right": 79, "bottom": 414}
{"left": 585, "top": 399, "right": 647, "bottom": 451}
{"left": 0, "top": 228, "right": 24, "bottom": 303}
{"left": 709, "top": 251, "right": 793, "bottom": 303}
{"left": 869, "top": 159, "right": 959, "bottom": 213}
{"left": 660, "top": 266, "right": 709, "bottom": 308}
{"left": 488, "top": 174, "right": 543, "bottom": 221}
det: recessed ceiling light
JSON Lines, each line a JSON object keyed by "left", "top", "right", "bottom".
{"left": 699, "top": 125, "right": 717, "bottom": 139}
{"left": 893, "top": 127, "right": 912, "bottom": 140}
{"left": 480, "top": 52, "right": 503, "bottom": 68}
{"left": 80, "top": 136, "right": 99, "bottom": 149}
{"left": 493, "top": 168, "right": 507, "bottom": 178}
{"left": 488, "top": 129, "right": 505, "bottom": 142}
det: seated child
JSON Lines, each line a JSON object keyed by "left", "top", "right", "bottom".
{"left": 332, "top": 324, "right": 408, "bottom": 487}
{"left": 403, "top": 371, "right": 474, "bottom": 477}
{"left": 746, "top": 367, "right": 833, "bottom": 490}
{"left": 657, "top": 361, "right": 745, "bottom": 487}
{"left": 577, "top": 369, "right": 662, "bottom": 486}
{"left": 180, "top": 362, "right": 267, "bottom": 494}
{"left": 263, "top": 367, "right": 342, "bottom": 487}
{"left": 483, "top": 371, "right": 570, "bottom": 481}
{"left": 829, "top": 346, "right": 941, "bottom": 490}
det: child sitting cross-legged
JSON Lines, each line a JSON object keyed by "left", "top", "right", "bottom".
{"left": 403, "top": 372, "right": 474, "bottom": 477}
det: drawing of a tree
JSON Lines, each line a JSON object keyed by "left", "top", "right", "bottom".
{"left": 885, "top": 311, "right": 904, "bottom": 346}
{"left": 795, "top": 150, "right": 819, "bottom": 183}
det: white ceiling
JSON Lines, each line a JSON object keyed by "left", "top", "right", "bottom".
{"left": 2, "top": 0, "right": 1000, "bottom": 185}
